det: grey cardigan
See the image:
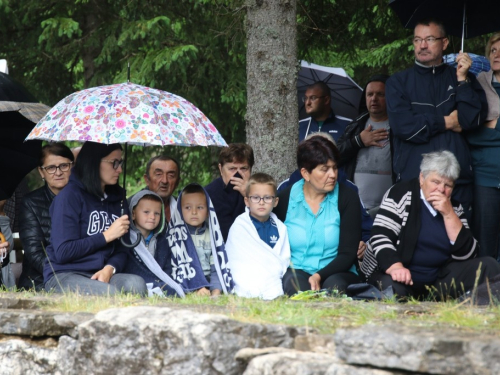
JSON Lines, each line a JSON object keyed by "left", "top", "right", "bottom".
{"left": 477, "top": 70, "right": 500, "bottom": 121}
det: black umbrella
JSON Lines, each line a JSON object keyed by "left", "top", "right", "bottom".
{"left": 0, "top": 72, "right": 38, "bottom": 102}
{"left": 298, "top": 61, "right": 362, "bottom": 121}
{"left": 0, "top": 72, "right": 46, "bottom": 200}
{"left": 389, "top": 0, "right": 499, "bottom": 50}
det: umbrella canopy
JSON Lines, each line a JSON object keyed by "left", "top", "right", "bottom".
{"left": 443, "top": 53, "right": 490, "bottom": 76}
{"left": 0, "top": 112, "right": 42, "bottom": 200}
{"left": 26, "top": 82, "right": 227, "bottom": 147}
{"left": 389, "top": 0, "right": 499, "bottom": 49}
{"left": 298, "top": 61, "right": 362, "bottom": 121}
{"left": 0, "top": 72, "right": 46, "bottom": 200}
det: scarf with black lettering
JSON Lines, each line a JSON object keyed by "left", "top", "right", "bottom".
{"left": 165, "top": 184, "right": 234, "bottom": 293}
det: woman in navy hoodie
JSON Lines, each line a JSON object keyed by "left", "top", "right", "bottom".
{"left": 43, "top": 142, "right": 147, "bottom": 296}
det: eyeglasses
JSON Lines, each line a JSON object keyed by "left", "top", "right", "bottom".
{"left": 40, "top": 162, "right": 73, "bottom": 174}
{"left": 101, "top": 159, "right": 124, "bottom": 170}
{"left": 247, "top": 195, "right": 275, "bottom": 204}
{"left": 412, "top": 37, "right": 445, "bottom": 45}
{"left": 302, "top": 95, "right": 327, "bottom": 103}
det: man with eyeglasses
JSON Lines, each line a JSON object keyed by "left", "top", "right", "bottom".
{"left": 299, "top": 81, "right": 351, "bottom": 142}
{"left": 386, "top": 18, "right": 487, "bottom": 213}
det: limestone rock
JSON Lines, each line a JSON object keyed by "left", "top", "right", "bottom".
{"left": 335, "top": 324, "right": 500, "bottom": 375}
{"left": 243, "top": 351, "right": 339, "bottom": 375}
{"left": 0, "top": 339, "right": 57, "bottom": 375}
{"left": 0, "top": 309, "right": 93, "bottom": 337}
{"left": 234, "top": 347, "right": 294, "bottom": 363}
{"left": 55, "top": 335, "right": 78, "bottom": 375}
{"left": 62, "top": 306, "right": 302, "bottom": 375}
{"left": 294, "top": 334, "right": 336, "bottom": 355}
{"left": 325, "top": 364, "right": 404, "bottom": 375}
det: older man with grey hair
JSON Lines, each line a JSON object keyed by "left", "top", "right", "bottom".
{"left": 361, "top": 151, "right": 500, "bottom": 299}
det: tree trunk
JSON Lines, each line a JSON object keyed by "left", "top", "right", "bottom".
{"left": 245, "top": 0, "right": 298, "bottom": 183}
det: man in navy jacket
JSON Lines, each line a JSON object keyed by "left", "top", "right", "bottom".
{"left": 299, "top": 81, "right": 351, "bottom": 142}
{"left": 386, "top": 18, "right": 487, "bottom": 212}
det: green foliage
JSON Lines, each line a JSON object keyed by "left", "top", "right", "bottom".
{"left": 0, "top": 0, "right": 494, "bottom": 193}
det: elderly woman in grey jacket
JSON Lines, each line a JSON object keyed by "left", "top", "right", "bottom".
{"left": 467, "top": 32, "right": 500, "bottom": 260}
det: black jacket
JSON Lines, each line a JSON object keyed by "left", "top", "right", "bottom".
{"left": 337, "top": 112, "right": 395, "bottom": 183}
{"left": 18, "top": 184, "right": 55, "bottom": 290}
{"left": 386, "top": 62, "right": 487, "bottom": 204}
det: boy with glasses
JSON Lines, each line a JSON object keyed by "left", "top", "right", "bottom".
{"left": 225, "top": 173, "right": 290, "bottom": 300}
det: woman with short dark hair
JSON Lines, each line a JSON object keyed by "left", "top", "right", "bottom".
{"left": 18, "top": 142, "right": 74, "bottom": 290}
{"left": 274, "top": 135, "right": 362, "bottom": 295}
{"left": 43, "top": 141, "right": 147, "bottom": 295}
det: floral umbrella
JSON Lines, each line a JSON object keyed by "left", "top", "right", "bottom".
{"left": 26, "top": 82, "right": 227, "bottom": 147}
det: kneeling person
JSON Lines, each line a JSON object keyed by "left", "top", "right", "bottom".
{"left": 362, "top": 151, "right": 500, "bottom": 299}
{"left": 226, "top": 173, "right": 290, "bottom": 300}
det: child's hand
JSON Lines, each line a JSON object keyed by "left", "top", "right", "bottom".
{"left": 211, "top": 289, "right": 221, "bottom": 297}
{"left": 195, "top": 287, "right": 210, "bottom": 296}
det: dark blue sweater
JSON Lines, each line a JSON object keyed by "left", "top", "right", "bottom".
{"left": 205, "top": 177, "right": 245, "bottom": 242}
{"left": 408, "top": 202, "right": 451, "bottom": 285}
{"left": 43, "top": 174, "right": 129, "bottom": 282}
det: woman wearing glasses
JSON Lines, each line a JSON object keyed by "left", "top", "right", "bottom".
{"left": 43, "top": 141, "right": 147, "bottom": 295}
{"left": 18, "top": 143, "right": 74, "bottom": 290}
{"left": 274, "top": 134, "right": 362, "bottom": 296}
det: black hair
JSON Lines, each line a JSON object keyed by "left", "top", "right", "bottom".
{"left": 73, "top": 142, "right": 122, "bottom": 198}
{"left": 39, "top": 142, "right": 74, "bottom": 167}
{"left": 358, "top": 74, "right": 390, "bottom": 114}
{"left": 306, "top": 81, "right": 331, "bottom": 97}
{"left": 145, "top": 155, "right": 180, "bottom": 178}
{"left": 181, "top": 183, "right": 205, "bottom": 196}
{"left": 297, "top": 135, "right": 340, "bottom": 173}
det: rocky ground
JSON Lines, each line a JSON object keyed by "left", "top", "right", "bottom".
{"left": 0, "top": 293, "right": 499, "bottom": 375}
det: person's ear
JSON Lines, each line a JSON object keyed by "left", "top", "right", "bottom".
{"left": 273, "top": 197, "right": 279, "bottom": 208}
{"left": 300, "top": 168, "right": 309, "bottom": 182}
{"left": 218, "top": 163, "right": 223, "bottom": 175}
{"left": 442, "top": 37, "right": 449, "bottom": 52}
{"left": 419, "top": 172, "right": 424, "bottom": 186}
{"left": 38, "top": 167, "right": 45, "bottom": 180}
{"left": 244, "top": 196, "right": 250, "bottom": 208}
{"left": 143, "top": 173, "right": 150, "bottom": 185}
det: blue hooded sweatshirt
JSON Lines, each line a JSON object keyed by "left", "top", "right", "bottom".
{"left": 43, "top": 173, "right": 129, "bottom": 283}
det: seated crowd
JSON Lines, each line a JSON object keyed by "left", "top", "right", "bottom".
{"left": 0, "top": 134, "right": 496, "bottom": 302}
{"left": 1, "top": 24, "right": 499, "bottom": 301}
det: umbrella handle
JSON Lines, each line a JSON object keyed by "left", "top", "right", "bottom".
{"left": 120, "top": 233, "right": 142, "bottom": 248}
{"left": 119, "top": 198, "right": 141, "bottom": 248}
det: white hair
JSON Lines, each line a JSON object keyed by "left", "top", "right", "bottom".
{"left": 420, "top": 150, "right": 460, "bottom": 181}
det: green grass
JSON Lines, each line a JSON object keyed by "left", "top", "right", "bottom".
{"left": 2, "top": 289, "right": 499, "bottom": 334}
